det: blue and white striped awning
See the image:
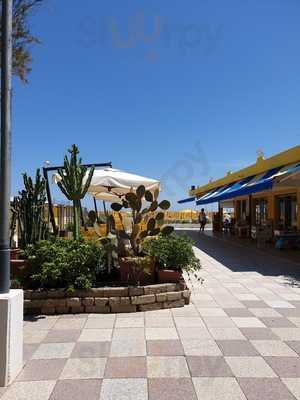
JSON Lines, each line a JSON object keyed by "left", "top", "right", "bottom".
{"left": 194, "top": 162, "right": 300, "bottom": 206}
{"left": 177, "top": 196, "right": 196, "bottom": 204}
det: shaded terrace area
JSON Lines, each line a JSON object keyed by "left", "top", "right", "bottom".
{"left": 180, "top": 230, "right": 300, "bottom": 288}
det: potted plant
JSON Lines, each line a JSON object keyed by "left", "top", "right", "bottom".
{"left": 110, "top": 185, "right": 174, "bottom": 286}
{"left": 143, "top": 233, "right": 201, "bottom": 283}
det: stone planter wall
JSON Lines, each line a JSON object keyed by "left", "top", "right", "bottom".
{"left": 24, "top": 282, "right": 191, "bottom": 315}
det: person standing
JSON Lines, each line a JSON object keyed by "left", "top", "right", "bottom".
{"left": 199, "top": 208, "right": 207, "bottom": 232}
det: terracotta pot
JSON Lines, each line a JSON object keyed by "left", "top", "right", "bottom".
{"left": 158, "top": 269, "right": 182, "bottom": 284}
{"left": 10, "top": 259, "right": 28, "bottom": 279}
{"left": 10, "top": 248, "right": 20, "bottom": 260}
{"left": 119, "top": 257, "right": 155, "bottom": 285}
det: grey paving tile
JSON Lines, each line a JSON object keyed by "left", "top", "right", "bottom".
{"left": 1, "top": 381, "right": 56, "bottom": 400}
{"left": 145, "top": 327, "right": 178, "bottom": 340}
{"left": 249, "top": 308, "right": 282, "bottom": 318}
{"left": 251, "top": 340, "right": 298, "bottom": 357}
{"left": 148, "top": 378, "right": 197, "bottom": 400}
{"left": 271, "top": 328, "right": 300, "bottom": 341}
{"left": 178, "top": 326, "right": 212, "bottom": 340}
{"left": 208, "top": 327, "right": 246, "bottom": 340}
{"left": 277, "top": 308, "right": 300, "bottom": 318}
{"left": 100, "top": 378, "right": 148, "bottom": 400}
{"left": 16, "top": 359, "right": 66, "bottom": 381}
{"left": 197, "top": 308, "right": 227, "bottom": 317}
{"left": 232, "top": 317, "right": 266, "bottom": 328}
{"left": 286, "top": 341, "right": 300, "bottom": 356}
{"left": 238, "top": 378, "right": 296, "bottom": 400}
{"left": 187, "top": 356, "right": 233, "bottom": 377}
{"left": 104, "top": 357, "right": 147, "bottom": 378}
{"left": 259, "top": 317, "right": 297, "bottom": 328}
{"left": 217, "top": 340, "right": 259, "bottom": 356}
{"left": 115, "top": 317, "right": 144, "bottom": 328}
{"left": 265, "top": 356, "right": 300, "bottom": 377}
{"left": 147, "top": 356, "right": 190, "bottom": 378}
{"left": 112, "top": 328, "right": 145, "bottom": 340}
{"left": 43, "top": 330, "right": 81, "bottom": 343}
{"left": 50, "top": 379, "right": 102, "bottom": 400}
{"left": 182, "top": 339, "right": 222, "bottom": 356}
{"left": 242, "top": 301, "right": 269, "bottom": 308}
{"left": 192, "top": 377, "right": 247, "bottom": 400}
{"left": 145, "top": 317, "right": 174, "bottom": 327}
{"left": 71, "top": 341, "right": 111, "bottom": 358}
{"left": 53, "top": 318, "right": 86, "bottom": 330}
{"left": 85, "top": 318, "right": 115, "bottom": 329}
{"left": 225, "top": 357, "right": 276, "bottom": 378}
{"left": 146, "top": 340, "right": 184, "bottom": 356}
{"left": 32, "top": 342, "right": 75, "bottom": 359}
{"left": 110, "top": 338, "right": 146, "bottom": 357}
{"left": 282, "top": 378, "right": 300, "bottom": 400}
{"left": 174, "top": 317, "right": 205, "bottom": 328}
{"left": 60, "top": 357, "right": 107, "bottom": 379}
{"left": 78, "top": 329, "right": 112, "bottom": 342}
{"left": 203, "top": 316, "right": 236, "bottom": 327}
{"left": 23, "top": 329, "right": 49, "bottom": 344}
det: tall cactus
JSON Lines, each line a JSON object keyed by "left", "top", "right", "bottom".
{"left": 11, "top": 169, "right": 48, "bottom": 248}
{"left": 57, "top": 145, "right": 94, "bottom": 241}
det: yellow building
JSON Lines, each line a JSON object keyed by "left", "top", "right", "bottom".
{"left": 179, "top": 146, "right": 300, "bottom": 241}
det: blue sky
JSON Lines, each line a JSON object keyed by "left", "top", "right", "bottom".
{"left": 12, "top": 0, "right": 300, "bottom": 209}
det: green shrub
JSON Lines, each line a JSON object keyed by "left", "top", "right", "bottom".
{"left": 21, "top": 238, "right": 105, "bottom": 290}
{"left": 143, "top": 233, "right": 201, "bottom": 272}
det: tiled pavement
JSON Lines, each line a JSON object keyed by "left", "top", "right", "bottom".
{"left": 1, "top": 237, "right": 300, "bottom": 399}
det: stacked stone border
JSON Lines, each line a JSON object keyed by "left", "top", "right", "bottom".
{"left": 24, "top": 282, "right": 191, "bottom": 315}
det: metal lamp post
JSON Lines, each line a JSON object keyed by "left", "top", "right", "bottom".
{"left": 0, "top": 0, "right": 13, "bottom": 294}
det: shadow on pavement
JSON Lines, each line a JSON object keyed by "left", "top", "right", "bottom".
{"left": 178, "top": 229, "right": 300, "bottom": 287}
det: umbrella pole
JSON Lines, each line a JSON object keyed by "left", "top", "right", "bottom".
{"left": 93, "top": 197, "right": 100, "bottom": 223}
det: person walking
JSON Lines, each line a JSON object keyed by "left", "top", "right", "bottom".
{"left": 199, "top": 208, "right": 207, "bottom": 232}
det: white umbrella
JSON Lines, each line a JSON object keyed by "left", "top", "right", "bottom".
{"left": 53, "top": 167, "right": 160, "bottom": 202}
{"left": 88, "top": 168, "right": 160, "bottom": 201}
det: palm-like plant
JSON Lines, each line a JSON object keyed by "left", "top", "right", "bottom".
{"left": 57, "top": 145, "right": 94, "bottom": 240}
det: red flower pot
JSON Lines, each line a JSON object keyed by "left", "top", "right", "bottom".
{"left": 10, "top": 259, "right": 28, "bottom": 279}
{"left": 158, "top": 269, "right": 182, "bottom": 284}
{"left": 10, "top": 248, "right": 20, "bottom": 260}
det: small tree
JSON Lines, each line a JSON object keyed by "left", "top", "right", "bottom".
{"left": 57, "top": 145, "right": 94, "bottom": 241}
{"left": 0, "top": 0, "right": 44, "bottom": 82}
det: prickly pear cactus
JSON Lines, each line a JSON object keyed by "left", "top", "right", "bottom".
{"left": 57, "top": 145, "right": 94, "bottom": 240}
{"left": 110, "top": 186, "right": 174, "bottom": 256}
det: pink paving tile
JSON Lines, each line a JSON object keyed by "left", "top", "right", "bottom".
{"left": 187, "top": 356, "right": 233, "bottom": 377}
{"left": 146, "top": 340, "right": 184, "bottom": 356}
{"left": 259, "top": 317, "right": 297, "bottom": 328}
{"left": 148, "top": 378, "right": 197, "bottom": 400}
{"left": 217, "top": 340, "right": 259, "bottom": 356}
{"left": 16, "top": 359, "right": 66, "bottom": 381}
{"left": 104, "top": 357, "right": 147, "bottom": 378}
{"left": 238, "top": 378, "right": 296, "bottom": 400}
{"left": 265, "top": 357, "right": 300, "bottom": 378}
{"left": 23, "top": 344, "right": 39, "bottom": 361}
{"left": 49, "top": 379, "right": 102, "bottom": 400}
{"left": 240, "top": 328, "right": 280, "bottom": 340}
{"left": 224, "top": 308, "right": 254, "bottom": 317}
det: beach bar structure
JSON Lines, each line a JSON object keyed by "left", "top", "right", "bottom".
{"left": 179, "top": 146, "right": 300, "bottom": 244}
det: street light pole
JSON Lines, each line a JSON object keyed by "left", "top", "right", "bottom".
{"left": 0, "top": 0, "right": 13, "bottom": 294}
